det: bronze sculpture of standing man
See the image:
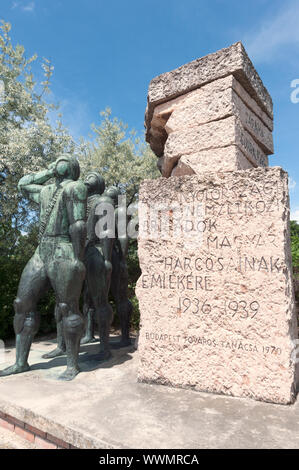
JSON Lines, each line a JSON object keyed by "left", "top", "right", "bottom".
{"left": 0, "top": 155, "right": 87, "bottom": 381}
{"left": 81, "top": 172, "right": 115, "bottom": 359}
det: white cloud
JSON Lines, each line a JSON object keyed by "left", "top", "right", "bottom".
{"left": 23, "top": 2, "right": 35, "bottom": 12}
{"left": 11, "top": 1, "right": 35, "bottom": 12}
{"left": 244, "top": 0, "right": 299, "bottom": 63}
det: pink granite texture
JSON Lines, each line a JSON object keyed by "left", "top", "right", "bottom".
{"left": 145, "top": 44, "right": 274, "bottom": 177}
{"left": 136, "top": 167, "right": 298, "bottom": 405}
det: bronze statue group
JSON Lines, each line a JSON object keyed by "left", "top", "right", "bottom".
{"left": 0, "top": 154, "right": 133, "bottom": 381}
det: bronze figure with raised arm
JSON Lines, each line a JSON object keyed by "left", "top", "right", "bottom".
{"left": 0, "top": 155, "right": 87, "bottom": 381}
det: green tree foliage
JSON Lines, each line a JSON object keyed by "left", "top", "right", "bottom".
{"left": 79, "top": 108, "right": 159, "bottom": 202}
{"left": 290, "top": 220, "right": 299, "bottom": 303}
{"left": 0, "top": 21, "right": 75, "bottom": 242}
{"left": 291, "top": 220, "right": 299, "bottom": 274}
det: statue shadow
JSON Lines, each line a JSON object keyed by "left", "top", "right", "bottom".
{"left": 30, "top": 336, "right": 135, "bottom": 375}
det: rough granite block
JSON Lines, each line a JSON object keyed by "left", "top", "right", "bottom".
{"left": 170, "top": 146, "right": 253, "bottom": 176}
{"left": 145, "top": 42, "right": 273, "bottom": 151}
{"left": 150, "top": 76, "right": 273, "bottom": 159}
{"left": 136, "top": 167, "right": 298, "bottom": 405}
{"left": 161, "top": 116, "right": 268, "bottom": 177}
{"left": 160, "top": 81, "right": 273, "bottom": 155}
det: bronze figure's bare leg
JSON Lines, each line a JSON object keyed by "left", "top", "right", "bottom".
{"left": 42, "top": 304, "right": 66, "bottom": 358}
{"left": 85, "top": 246, "right": 113, "bottom": 360}
{"left": 110, "top": 247, "right": 132, "bottom": 348}
{"left": 81, "top": 281, "right": 97, "bottom": 344}
{"left": 48, "top": 255, "right": 85, "bottom": 381}
{"left": 117, "top": 262, "right": 132, "bottom": 347}
{"left": 81, "top": 308, "right": 97, "bottom": 344}
{"left": 0, "top": 251, "right": 49, "bottom": 376}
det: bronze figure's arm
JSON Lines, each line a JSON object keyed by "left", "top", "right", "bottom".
{"left": 116, "top": 205, "right": 129, "bottom": 261}
{"left": 18, "top": 164, "right": 55, "bottom": 204}
{"left": 67, "top": 181, "right": 87, "bottom": 261}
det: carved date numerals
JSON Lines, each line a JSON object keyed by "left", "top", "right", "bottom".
{"left": 224, "top": 300, "right": 260, "bottom": 319}
{"left": 262, "top": 345, "right": 281, "bottom": 355}
{"left": 176, "top": 297, "right": 260, "bottom": 319}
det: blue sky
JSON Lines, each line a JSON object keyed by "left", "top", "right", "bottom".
{"left": 2, "top": 0, "right": 299, "bottom": 218}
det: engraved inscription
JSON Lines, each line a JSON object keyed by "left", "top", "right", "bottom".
{"left": 176, "top": 297, "right": 260, "bottom": 319}
{"left": 239, "top": 129, "right": 268, "bottom": 167}
{"left": 144, "top": 331, "right": 282, "bottom": 356}
{"left": 137, "top": 168, "right": 297, "bottom": 404}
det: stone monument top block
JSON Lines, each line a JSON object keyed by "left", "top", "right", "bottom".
{"left": 145, "top": 42, "right": 273, "bottom": 145}
{"left": 145, "top": 42, "right": 274, "bottom": 175}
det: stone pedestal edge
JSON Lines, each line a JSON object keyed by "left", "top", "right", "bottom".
{"left": 0, "top": 410, "right": 74, "bottom": 449}
{"left": 0, "top": 404, "right": 117, "bottom": 449}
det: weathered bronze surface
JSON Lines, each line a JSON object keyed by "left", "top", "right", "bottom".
{"left": 80, "top": 173, "right": 114, "bottom": 359}
{"left": 110, "top": 187, "right": 132, "bottom": 347}
{"left": 0, "top": 155, "right": 87, "bottom": 381}
{"left": 81, "top": 184, "right": 133, "bottom": 348}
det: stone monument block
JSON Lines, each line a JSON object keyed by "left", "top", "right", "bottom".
{"left": 171, "top": 147, "right": 253, "bottom": 177}
{"left": 146, "top": 42, "right": 273, "bottom": 138}
{"left": 160, "top": 116, "right": 268, "bottom": 177}
{"left": 146, "top": 43, "right": 274, "bottom": 176}
{"left": 153, "top": 76, "right": 273, "bottom": 153}
{"left": 136, "top": 167, "right": 298, "bottom": 404}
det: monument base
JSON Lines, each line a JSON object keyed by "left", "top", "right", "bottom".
{"left": 137, "top": 167, "right": 299, "bottom": 405}
{"left": 0, "top": 341, "right": 299, "bottom": 449}
{"left": 0, "top": 338, "right": 299, "bottom": 449}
